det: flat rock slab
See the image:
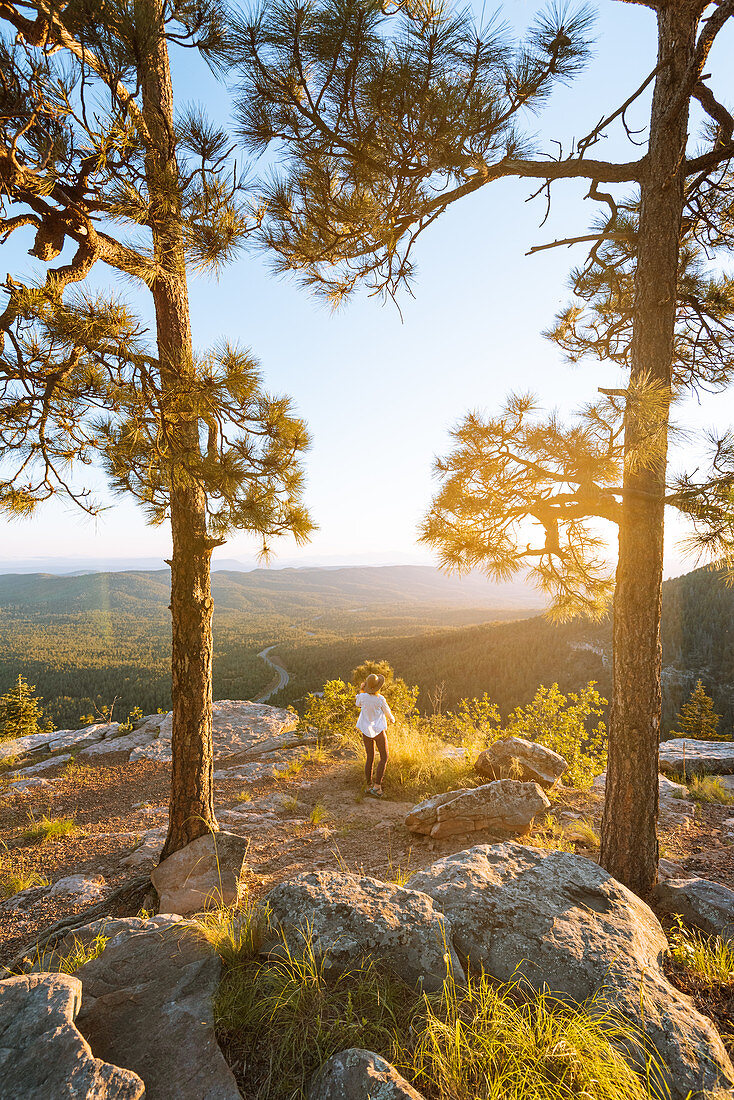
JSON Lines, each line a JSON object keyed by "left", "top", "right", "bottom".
{"left": 659, "top": 738, "right": 734, "bottom": 776}
{"left": 265, "top": 870, "right": 464, "bottom": 991}
{"left": 405, "top": 779, "right": 550, "bottom": 839}
{"left": 407, "top": 842, "right": 734, "bottom": 1100}
{"left": 654, "top": 877, "right": 734, "bottom": 942}
{"left": 151, "top": 830, "right": 249, "bottom": 914}
{"left": 19, "top": 915, "right": 183, "bottom": 974}
{"left": 475, "top": 736, "right": 567, "bottom": 787}
{"left": 77, "top": 922, "right": 240, "bottom": 1100}
{"left": 127, "top": 700, "right": 301, "bottom": 763}
{"left": 0, "top": 972, "right": 144, "bottom": 1099}
{"left": 309, "top": 1049, "right": 425, "bottom": 1100}
{"left": 49, "top": 873, "right": 107, "bottom": 904}
{"left": 120, "top": 825, "right": 167, "bottom": 868}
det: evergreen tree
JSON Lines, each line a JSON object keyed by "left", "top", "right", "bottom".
{"left": 673, "top": 680, "right": 723, "bottom": 741}
{"left": 0, "top": 675, "right": 53, "bottom": 741}
{"left": 0, "top": 0, "right": 313, "bottom": 857}
{"left": 231, "top": 0, "right": 734, "bottom": 896}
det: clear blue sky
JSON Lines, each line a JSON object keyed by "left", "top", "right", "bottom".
{"left": 2, "top": 0, "right": 733, "bottom": 576}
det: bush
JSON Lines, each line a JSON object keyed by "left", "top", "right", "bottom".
{"left": 303, "top": 663, "right": 418, "bottom": 745}
{"left": 502, "top": 682, "right": 607, "bottom": 789}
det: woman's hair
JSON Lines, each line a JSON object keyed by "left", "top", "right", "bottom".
{"left": 364, "top": 673, "right": 385, "bottom": 694}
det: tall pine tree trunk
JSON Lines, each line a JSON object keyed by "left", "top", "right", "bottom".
{"left": 600, "top": 3, "right": 696, "bottom": 896}
{"left": 138, "top": 0, "right": 218, "bottom": 860}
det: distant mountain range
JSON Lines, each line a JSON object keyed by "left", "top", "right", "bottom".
{"left": 0, "top": 565, "right": 542, "bottom": 618}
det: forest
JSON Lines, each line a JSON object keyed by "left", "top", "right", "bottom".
{"left": 0, "top": 563, "right": 730, "bottom": 736}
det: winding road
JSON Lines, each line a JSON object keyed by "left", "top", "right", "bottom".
{"left": 255, "top": 645, "right": 290, "bottom": 703}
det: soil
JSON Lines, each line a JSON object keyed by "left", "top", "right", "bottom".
{"left": 2, "top": 746, "right": 734, "bottom": 973}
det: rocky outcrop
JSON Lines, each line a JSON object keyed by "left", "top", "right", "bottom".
{"left": 120, "top": 825, "right": 168, "bottom": 868}
{"left": 659, "top": 738, "right": 734, "bottom": 776}
{"left": 128, "top": 700, "right": 300, "bottom": 763}
{"left": 407, "top": 842, "right": 734, "bottom": 1100}
{"left": 265, "top": 870, "right": 464, "bottom": 991}
{"left": 474, "top": 737, "right": 567, "bottom": 787}
{"left": 405, "top": 780, "right": 550, "bottom": 839}
{"left": 150, "top": 830, "right": 249, "bottom": 915}
{"left": 0, "top": 972, "right": 144, "bottom": 1099}
{"left": 77, "top": 920, "right": 240, "bottom": 1100}
{"left": 654, "top": 877, "right": 734, "bottom": 942}
{"left": 2, "top": 873, "right": 108, "bottom": 914}
{"left": 309, "top": 1049, "right": 425, "bottom": 1100}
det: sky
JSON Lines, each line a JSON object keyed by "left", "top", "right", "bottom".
{"left": 2, "top": 0, "right": 734, "bottom": 579}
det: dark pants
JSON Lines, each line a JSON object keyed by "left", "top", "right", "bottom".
{"left": 363, "top": 731, "right": 389, "bottom": 786}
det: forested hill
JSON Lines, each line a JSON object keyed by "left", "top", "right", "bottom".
{"left": 0, "top": 565, "right": 538, "bottom": 618}
{"left": 0, "top": 562, "right": 731, "bottom": 735}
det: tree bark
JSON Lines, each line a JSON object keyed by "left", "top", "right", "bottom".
{"left": 137, "top": 0, "right": 218, "bottom": 860}
{"left": 600, "top": 2, "right": 697, "bottom": 896}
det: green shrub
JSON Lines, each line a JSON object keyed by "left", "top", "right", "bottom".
{"left": 502, "top": 682, "right": 607, "bottom": 789}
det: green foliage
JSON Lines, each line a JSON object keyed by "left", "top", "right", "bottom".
{"left": 502, "top": 682, "right": 607, "bottom": 789}
{"left": 672, "top": 680, "right": 723, "bottom": 740}
{"left": 0, "top": 674, "right": 53, "bottom": 741}
{"left": 303, "top": 663, "right": 418, "bottom": 745}
{"left": 668, "top": 916, "right": 734, "bottom": 986}
{"left": 216, "top": 927, "right": 659, "bottom": 1100}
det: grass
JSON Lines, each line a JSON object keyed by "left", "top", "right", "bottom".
{"left": 668, "top": 917, "right": 734, "bottom": 985}
{"left": 386, "top": 846, "right": 413, "bottom": 886}
{"left": 686, "top": 776, "right": 734, "bottom": 805}
{"left": 309, "top": 802, "right": 328, "bottom": 826}
{"left": 62, "top": 758, "right": 95, "bottom": 786}
{"left": 526, "top": 817, "right": 600, "bottom": 854}
{"left": 274, "top": 757, "right": 305, "bottom": 781}
{"left": 283, "top": 795, "right": 300, "bottom": 814}
{"left": 21, "top": 813, "right": 76, "bottom": 844}
{"left": 356, "top": 723, "right": 476, "bottom": 802}
{"left": 213, "top": 913, "right": 663, "bottom": 1100}
{"left": 235, "top": 790, "right": 252, "bottom": 803}
{"left": 0, "top": 848, "right": 49, "bottom": 898}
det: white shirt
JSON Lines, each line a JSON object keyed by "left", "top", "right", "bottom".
{"left": 355, "top": 692, "right": 394, "bottom": 738}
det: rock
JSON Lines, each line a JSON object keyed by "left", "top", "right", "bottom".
{"left": 48, "top": 874, "right": 107, "bottom": 904}
{"left": 309, "top": 1049, "right": 425, "bottom": 1100}
{"left": 654, "top": 877, "right": 734, "bottom": 942}
{"left": 658, "top": 858, "right": 690, "bottom": 882}
{"left": 77, "top": 921, "right": 240, "bottom": 1100}
{"left": 594, "top": 772, "right": 688, "bottom": 800}
{"left": 265, "top": 870, "right": 464, "bottom": 991}
{"left": 214, "top": 745, "right": 310, "bottom": 783}
{"left": 405, "top": 780, "right": 550, "bottom": 839}
{"left": 150, "top": 830, "right": 249, "bottom": 914}
{"left": 5, "top": 776, "right": 60, "bottom": 793}
{"left": 10, "top": 752, "right": 71, "bottom": 777}
{"left": 474, "top": 737, "right": 567, "bottom": 787}
{"left": 129, "top": 699, "right": 300, "bottom": 763}
{"left": 0, "top": 971, "right": 144, "bottom": 1099}
{"left": 407, "top": 842, "right": 734, "bottom": 1099}
{"left": 17, "top": 915, "right": 183, "bottom": 973}
{"left": 120, "top": 824, "right": 167, "bottom": 868}
{"left": 659, "top": 738, "right": 734, "bottom": 777}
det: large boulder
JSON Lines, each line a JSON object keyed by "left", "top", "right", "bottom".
{"left": 405, "top": 780, "right": 549, "bottom": 839}
{"left": 264, "top": 870, "right": 464, "bottom": 991}
{"left": 659, "top": 738, "right": 734, "bottom": 776}
{"left": 654, "top": 877, "right": 734, "bottom": 942}
{"left": 309, "top": 1049, "right": 425, "bottom": 1100}
{"left": 77, "top": 920, "right": 240, "bottom": 1100}
{"left": 407, "top": 843, "right": 734, "bottom": 1100}
{"left": 150, "top": 830, "right": 249, "bottom": 915}
{"left": 474, "top": 737, "right": 567, "bottom": 787}
{"left": 128, "top": 699, "right": 300, "bottom": 763}
{"left": 0, "top": 972, "right": 144, "bottom": 1099}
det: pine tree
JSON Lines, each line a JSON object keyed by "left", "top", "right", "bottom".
{"left": 230, "top": 0, "right": 734, "bottom": 896}
{"left": 0, "top": 0, "right": 314, "bottom": 857}
{"left": 673, "top": 680, "right": 722, "bottom": 741}
{"left": 0, "top": 675, "right": 53, "bottom": 741}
